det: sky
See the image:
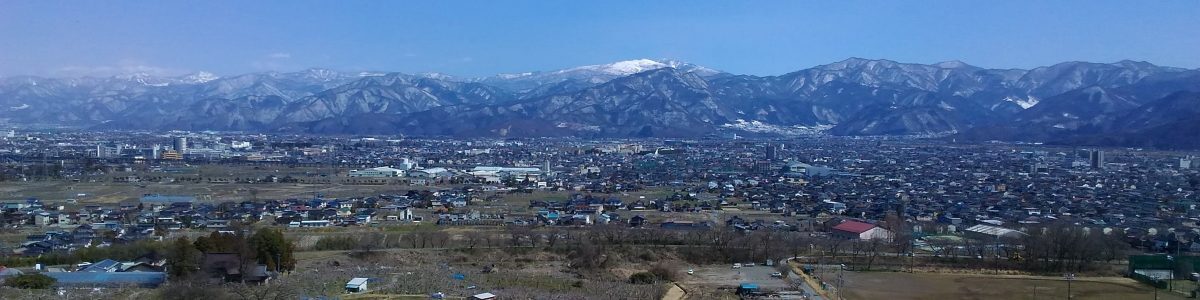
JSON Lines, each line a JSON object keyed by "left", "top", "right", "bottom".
{"left": 1, "top": 1, "right": 1197, "bottom": 78}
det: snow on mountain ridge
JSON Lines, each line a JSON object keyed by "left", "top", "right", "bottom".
{"left": 558, "top": 59, "right": 669, "bottom": 75}
{"left": 182, "top": 72, "right": 220, "bottom": 84}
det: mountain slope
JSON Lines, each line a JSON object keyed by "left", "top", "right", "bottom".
{"left": 1, "top": 58, "right": 1197, "bottom": 147}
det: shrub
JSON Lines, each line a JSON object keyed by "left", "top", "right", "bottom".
{"left": 648, "top": 263, "right": 679, "bottom": 282}
{"left": 4, "top": 273, "right": 56, "bottom": 289}
{"left": 628, "top": 271, "right": 658, "bottom": 284}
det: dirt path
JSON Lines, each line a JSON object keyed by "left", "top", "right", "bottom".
{"left": 788, "top": 260, "right": 834, "bottom": 299}
{"left": 662, "top": 283, "right": 686, "bottom": 300}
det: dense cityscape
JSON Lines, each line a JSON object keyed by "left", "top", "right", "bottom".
{"left": 0, "top": 128, "right": 1197, "bottom": 299}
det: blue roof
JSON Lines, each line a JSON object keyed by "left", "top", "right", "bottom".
{"left": 80, "top": 259, "right": 121, "bottom": 272}
{"left": 739, "top": 283, "right": 759, "bottom": 289}
{"left": 45, "top": 272, "right": 166, "bottom": 287}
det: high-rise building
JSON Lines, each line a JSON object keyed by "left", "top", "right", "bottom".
{"left": 173, "top": 137, "right": 188, "bottom": 154}
{"left": 765, "top": 143, "right": 778, "bottom": 161}
{"left": 1089, "top": 150, "right": 1104, "bottom": 169}
{"left": 1182, "top": 156, "right": 1194, "bottom": 169}
{"left": 96, "top": 144, "right": 122, "bottom": 158}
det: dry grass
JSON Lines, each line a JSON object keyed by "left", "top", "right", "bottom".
{"left": 839, "top": 271, "right": 1188, "bottom": 300}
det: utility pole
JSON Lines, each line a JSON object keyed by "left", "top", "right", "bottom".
{"left": 1170, "top": 254, "right": 1177, "bottom": 293}
{"left": 1064, "top": 273, "right": 1075, "bottom": 300}
{"left": 1154, "top": 277, "right": 1160, "bottom": 300}
{"left": 838, "top": 263, "right": 846, "bottom": 300}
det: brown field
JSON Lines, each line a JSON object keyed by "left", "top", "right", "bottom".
{"left": 839, "top": 271, "right": 1186, "bottom": 300}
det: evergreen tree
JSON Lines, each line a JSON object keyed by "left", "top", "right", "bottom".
{"left": 167, "top": 237, "right": 201, "bottom": 278}
{"left": 248, "top": 228, "right": 296, "bottom": 272}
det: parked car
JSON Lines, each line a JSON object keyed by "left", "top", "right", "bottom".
{"left": 733, "top": 263, "right": 742, "bottom": 269}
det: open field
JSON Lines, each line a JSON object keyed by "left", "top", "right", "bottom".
{"left": 0, "top": 179, "right": 433, "bottom": 203}
{"left": 839, "top": 271, "right": 1186, "bottom": 300}
{"left": 684, "top": 265, "right": 793, "bottom": 289}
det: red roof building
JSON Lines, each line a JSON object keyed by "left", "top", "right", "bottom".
{"left": 831, "top": 220, "right": 892, "bottom": 240}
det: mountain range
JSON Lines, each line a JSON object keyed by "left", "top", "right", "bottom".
{"left": 2, "top": 58, "right": 1198, "bottom": 148}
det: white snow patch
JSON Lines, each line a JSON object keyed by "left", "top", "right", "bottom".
{"left": 496, "top": 72, "right": 534, "bottom": 79}
{"left": 722, "top": 120, "right": 832, "bottom": 136}
{"left": 183, "top": 71, "right": 219, "bottom": 84}
{"left": 1003, "top": 96, "right": 1039, "bottom": 109}
{"left": 559, "top": 59, "right": 668, "bottom": 75}
{"left": 938, "top": 102, "right": 955, "bottom": 111}
{"left": 555, "top": 122, "right": 600, "bottom": 132}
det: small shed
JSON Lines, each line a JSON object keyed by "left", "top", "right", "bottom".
{"left": 345, "top": 277, "right": 369, "bottom": 293}
{"left": 471, "top": 292, "right": 497, "bottom": 300}
{"left": 736, "top": 283, "right": 759, "bottom": 295}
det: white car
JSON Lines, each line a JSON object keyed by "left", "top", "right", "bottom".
{"left": 687, "top": 269, "right": 695, "bottom": 275}
{"left": 733, "top": 263, "right": 742, "bottom": 269}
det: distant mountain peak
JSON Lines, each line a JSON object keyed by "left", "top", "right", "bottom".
{"left": 417, "top": 72, "right": 456, "bottom": 81}
{"left": 933, "top": 60, "right": 976, "bottom": 69}
{"left": 181, "top": 71, "right": 220, "bottom": 84}
{"left": 823, "top": 57, "right": 901, "bottom": 70}
{"left": 559, "top": 59, "right": 670, "bottom": 76}
{"left": 554, "top": 58, "right": 721, "bottom": 77}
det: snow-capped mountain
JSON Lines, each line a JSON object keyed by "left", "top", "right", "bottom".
{"left": 1, "top": 58, "right": 1198, "bottom": 148}
{"left": 476, "top": 58, "right": 725, "bottom": 94}
{"left": 181, "top": 72, "right": 220, "bottom": 84}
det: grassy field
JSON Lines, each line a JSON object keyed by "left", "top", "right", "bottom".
{"left": 0, "top": 178, "right": 429, "bottom": 203}
{"left": 839, "top": 271, "right": 1186, "bottom": 300}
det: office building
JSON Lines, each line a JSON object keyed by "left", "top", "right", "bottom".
{"left": 1089, "top": 150, "right": 1104, "bottom": 169}
{"left": 173, "top": 137, "right": 188, "bottom": 154}
{"left": 765, "top": 143, "right": 778, "bottom": 161}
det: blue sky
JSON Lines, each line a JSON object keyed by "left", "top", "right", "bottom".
{"left": 1, "top": 1, "right": 1197, "bottom": 77}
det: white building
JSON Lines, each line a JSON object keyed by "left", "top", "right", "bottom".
{"left": 345, "top": 278, "right": 369, "bottom": 293}
{"left": 397, "top": 158, "right": 418, "bottom": 170}
{"left": 230, "top": 141, "right": 252, "bottom": 150}
{"left": 409, "top": 167, "right": 449, "bottom": 178}
{"left": 349, "top": 166, "right": 405, "bottom": 178}
{"left": 469, "top": 166, "right": 542, "bottom": 182}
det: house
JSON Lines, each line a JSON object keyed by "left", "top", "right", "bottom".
{"left": 831, "top": 220, "right": 892, "bottom": 240}
{"left": 629, "top": 215, "right": 646, "bottom": 227}
{"left": 201, "top": 253, "right": 274, "bottom": 283}
{"left": 79, "top": 259, "right": 122, "bottom": 272}
{"left": 346, "top": 277, "right": 369, "bottom": 293}
{"left": 0, "top": 266, "right": 23, "bottom": 279}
